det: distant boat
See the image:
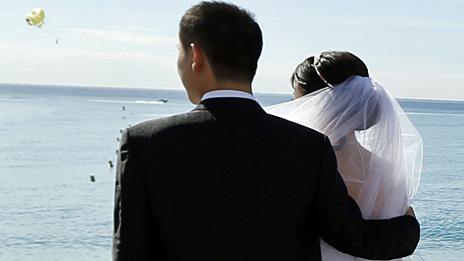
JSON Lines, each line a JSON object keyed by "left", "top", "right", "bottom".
{"left": 158, "top": 99, "right": 168, "bottom": 103}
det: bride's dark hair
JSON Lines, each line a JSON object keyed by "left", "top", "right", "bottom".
{"left": 291, "top": 51, "right": 369, "bottom": 95}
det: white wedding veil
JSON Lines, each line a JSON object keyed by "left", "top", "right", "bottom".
{"left": 267, "top": 76, "right": 423, "bottom": 219}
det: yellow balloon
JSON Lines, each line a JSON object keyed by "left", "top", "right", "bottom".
{"left": 25, "top": 8, "right": 45, "bottom": 27}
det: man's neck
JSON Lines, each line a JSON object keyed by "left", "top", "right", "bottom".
{"left": 204, "top": 81, "right": 253, "bottom": 95}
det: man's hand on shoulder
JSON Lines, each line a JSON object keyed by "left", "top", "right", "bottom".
{"left": 405, "top": 207, "right": 416, "bottom": 217}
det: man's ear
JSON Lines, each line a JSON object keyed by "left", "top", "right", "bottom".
{"left": 190, "top": 43, "right": 203, "bottom": 72}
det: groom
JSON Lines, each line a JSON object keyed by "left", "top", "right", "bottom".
{"left": 113, "top": 2, "right": 420, "bottom": 260}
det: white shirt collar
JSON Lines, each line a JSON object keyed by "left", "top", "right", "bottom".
{"left": 201, "top": 90, "right": 256, "bottom": 101}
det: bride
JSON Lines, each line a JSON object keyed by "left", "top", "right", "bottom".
{"left": 267, "top": 51, "right": 423, "bottom": 260}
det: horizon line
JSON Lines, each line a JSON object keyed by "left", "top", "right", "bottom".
{"left": 1, "top": 81, "right": 463, "bottom": 102}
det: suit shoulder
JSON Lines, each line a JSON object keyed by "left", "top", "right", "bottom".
{"left": 266, "top": 113, "right": 326, "bottom": 141}
{"left": 126, "top": 110, "right": 212, "bottom": 139}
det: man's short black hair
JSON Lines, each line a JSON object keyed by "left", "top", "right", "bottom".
{"left": 179, "top": 1, "right": 263, "bottom": 83}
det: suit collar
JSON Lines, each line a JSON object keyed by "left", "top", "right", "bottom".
{"left": 193, "top": 97, "right": 266, "bottom": 117}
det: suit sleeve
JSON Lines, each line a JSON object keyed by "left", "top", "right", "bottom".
{"left": 113, "top": 129, "right": 158, "bottom": 260}
{"left": 317, "top": 136, "right": 420, "bottom": 260}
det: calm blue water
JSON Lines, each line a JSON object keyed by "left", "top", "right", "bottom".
{"left": 0, "top": 84, "right": 463, "bottom": 260}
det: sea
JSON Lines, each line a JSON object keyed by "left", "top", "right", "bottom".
{"left": 0, "top": 83, "right": 463, "bottom": 260}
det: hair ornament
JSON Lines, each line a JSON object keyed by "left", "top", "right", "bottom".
{"left": 313, "top": 54, "right": 334, "bottom": 88}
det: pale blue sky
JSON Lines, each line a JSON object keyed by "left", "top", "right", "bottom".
{"left": 1, "top": 0, "right": 463, "bottom": 99}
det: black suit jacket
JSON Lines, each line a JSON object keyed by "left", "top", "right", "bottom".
{"left": 113, "top": 97, "right": 420, "bottom": 260}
